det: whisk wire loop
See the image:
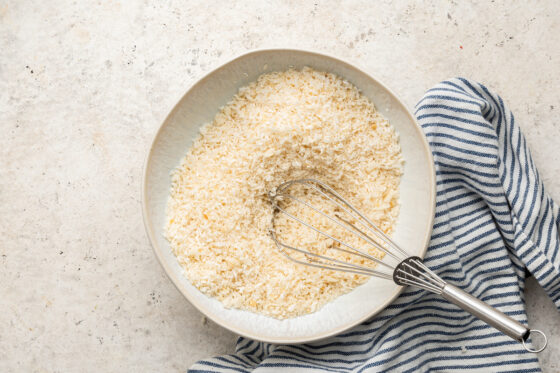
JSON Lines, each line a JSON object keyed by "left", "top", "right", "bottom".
{"left": 275, "top": 194, "right": 394, "bottom": 271}
{"left": 270, "top": 230, "right": 394, "bottom": 279}
{"left": 287, "top": 179, "right": 410, "bottom": 260}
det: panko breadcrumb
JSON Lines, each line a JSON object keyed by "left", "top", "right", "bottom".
{"left": 165, "top": 67, "right": 403, "bottom": 319}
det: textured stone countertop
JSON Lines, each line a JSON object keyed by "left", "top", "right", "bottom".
{"left": 1, "top": 1, "right": 559, "bottom": 372}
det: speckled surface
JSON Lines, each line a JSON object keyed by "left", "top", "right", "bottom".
{"left": 0, "top": 1, "right": 559, "bottom": 372}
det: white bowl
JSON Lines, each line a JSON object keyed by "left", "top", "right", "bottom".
{"left": 142, "top": 49, "right": 436, "bottom": 343}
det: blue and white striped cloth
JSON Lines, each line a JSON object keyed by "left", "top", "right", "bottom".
{"left": 190, "top": 78, "right": 560, "bottom": 373}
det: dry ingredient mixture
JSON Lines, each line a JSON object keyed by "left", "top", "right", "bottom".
{"left": 165, "top": 67, "right": 403, "bottom": 318}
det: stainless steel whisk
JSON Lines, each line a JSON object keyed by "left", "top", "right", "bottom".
{"left": 268, "top": 179, "right": 547, "bottom": 353}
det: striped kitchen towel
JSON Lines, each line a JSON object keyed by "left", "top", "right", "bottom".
{"left": 190, "top": 78, "right": 560, "bottom": 372}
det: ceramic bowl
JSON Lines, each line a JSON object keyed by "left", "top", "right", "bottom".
{"left": 142, "top": 49, "right": 436, "bottom": 343}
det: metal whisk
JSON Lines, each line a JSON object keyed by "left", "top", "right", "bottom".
{"left": 268, "top": 179, "right": 547, "bottom": 353}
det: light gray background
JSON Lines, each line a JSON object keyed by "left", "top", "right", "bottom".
{"left": 1, "top": 1, "right": 559, "bottom": 372}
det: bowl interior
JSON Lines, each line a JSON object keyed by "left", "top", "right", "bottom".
{"left": 143, "top": 49, "right": 435, "bottom": 343}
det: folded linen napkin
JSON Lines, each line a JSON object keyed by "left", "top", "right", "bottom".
{"left": 190, "top": 78, "right": 560, "bottom": 373}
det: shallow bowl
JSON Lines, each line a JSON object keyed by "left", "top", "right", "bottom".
{"left": 142, "top": 49, "right": 436, "bottom": 343}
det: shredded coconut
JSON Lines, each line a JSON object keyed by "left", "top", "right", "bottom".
{"left": 165, "top": 67, "right": 403, "bottom": 319}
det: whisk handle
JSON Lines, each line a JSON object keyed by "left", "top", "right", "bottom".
{"left": 441, "top": 284, "right": 546, "bottom": 352}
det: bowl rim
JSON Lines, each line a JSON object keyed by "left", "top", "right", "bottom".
{"left": 141, "top": 48, "right": 436, "bottom": 344}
